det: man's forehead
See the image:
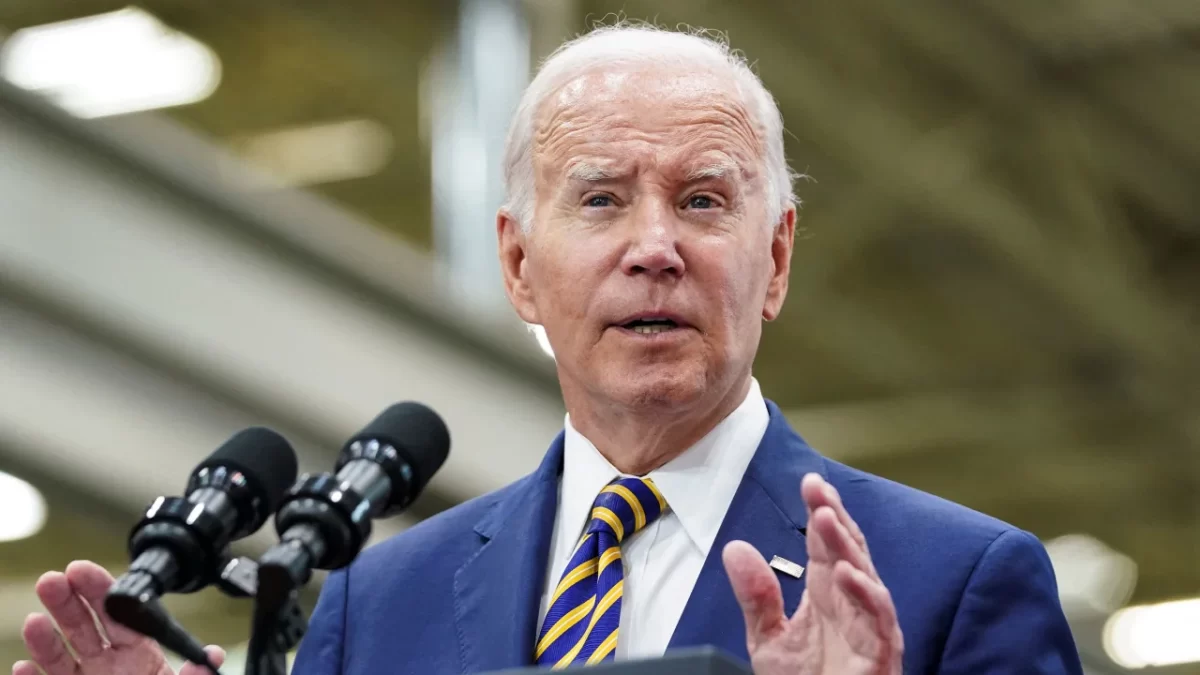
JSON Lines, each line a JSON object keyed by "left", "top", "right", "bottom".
{"left": 552, "top": 69, "right": 637, "bottom": 108}
{"left": 549, "top": 65, "right": 737, "bottom": 109}
{"left": 534, "top": 64, "right": 752, "bottom": 141}
{"left": 532, "top": 64, "right": 764, "bottom": 184}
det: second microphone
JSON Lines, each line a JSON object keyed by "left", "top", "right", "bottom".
{"left": 255, "top": 401, "right": 451, "bottom": 607}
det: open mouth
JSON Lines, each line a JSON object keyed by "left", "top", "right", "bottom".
{"left": 620, "top": 318, "right": 681, "bottom": 335}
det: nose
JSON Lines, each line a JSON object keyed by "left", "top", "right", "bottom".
{"left": 621, "top": 202, "right": 685, "bottom": 278}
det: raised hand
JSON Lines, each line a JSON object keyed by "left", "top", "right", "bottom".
{"left": 723, "top": 473, "right": 903, "bottom": 675}
{"left": 14, "top": 561, "right": 224, "bottom": 675}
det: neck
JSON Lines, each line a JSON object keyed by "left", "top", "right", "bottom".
{"left": 563, "top": 374, "right": 753, "bottom": 475}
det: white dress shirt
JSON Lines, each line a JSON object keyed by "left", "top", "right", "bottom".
{"left": 536, "top": 378, "right": 770, "bottom": 661}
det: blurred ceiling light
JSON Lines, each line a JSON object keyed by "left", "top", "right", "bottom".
{"left": 0, "top": 7, "right": 220, "bottom": 118}
{"left": 0, "top": 470, "right": 48, "bottom": 542}
{"left": 1104, "top": 597, "right": 1200, "bottom": 669}
{"left": 233, "top": 119, "right": 394, "bottom": 187}
{"left": 1044, "top": 533, "right": 1138, "bottom": 616}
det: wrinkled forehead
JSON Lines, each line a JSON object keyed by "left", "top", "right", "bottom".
{"left": 531, "top": 65, "right": 766, "bottom": 183}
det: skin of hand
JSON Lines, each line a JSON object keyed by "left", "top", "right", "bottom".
{"left": 722, "top": 473, "right": 904, "bottom": 675}
{"left": 14, "top": 560, "right": 224, "bottom": 675}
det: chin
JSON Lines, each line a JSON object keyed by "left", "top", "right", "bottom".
{"left": 606, "top": 367, "right": 710, "bottom": 411}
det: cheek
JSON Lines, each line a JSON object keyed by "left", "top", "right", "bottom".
{"left": 529, "top": 239, "right": 602, "bottom": 324}
{"left": 695, "top": 240, "right": 770, "bottom": 332}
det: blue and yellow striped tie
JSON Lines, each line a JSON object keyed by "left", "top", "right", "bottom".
{"left": 534, "top": 476, "right": 668, "bottom": 668}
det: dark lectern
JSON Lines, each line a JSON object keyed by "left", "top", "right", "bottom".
{"left": 480, "top": 647, "right": 753, "bottom": 674}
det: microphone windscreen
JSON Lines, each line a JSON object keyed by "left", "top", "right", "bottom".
{"left": 196, "top": 427, "right": 299, "bottom": 514}
{"left": 346, "top": 402, "right": 450, "bottom": 494}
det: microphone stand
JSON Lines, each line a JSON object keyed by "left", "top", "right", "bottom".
{"left": 109, "top": 553, "right": 305, "bottom": 675}
{"left": 223, "top": 556, "right": 307, "bottom": 675}
{"left": 245, "top": 587, "right": 305, "bottom": 675}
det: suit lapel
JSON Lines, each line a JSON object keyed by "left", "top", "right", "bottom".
{"left": 668, "top": 400, "right": 827, "bottom": 662}
{"left": 452, "top": 434, "right": 563, "bottom": 674}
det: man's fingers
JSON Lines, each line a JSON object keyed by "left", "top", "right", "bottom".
{"left": 802, "top": 474, "right": 868, "bottom": 551}
{"left": 722, "top": 540, "right": 787, "bottom": 646}
{"left": 802, "top": 474, "right": 877, "bottom": 577}
{"left": 179, "top": 646, "right": 226, "bottom": 675}
{"left": 34, "top": 573, "right": 106, "bottom": 659}
{"left": 808, "top": 505, "right": 873, "bottom": 576}
{"left": 800, "top": 473, "right": 831, "bottom": 508}
{"left": 836, "top": 561, "right": 886, "bottom": 616}
{"left": 63, "top": 561, "right": 145, "bottom": 649}
{"left": 825, "top": 485, "right": 876, "bottom": 574}
{"left": 12, "top": 661, "right": 43, "bottom": 675}
{"left": 21, "top": 614, "right": 76, "bottom": 675}
{"left": 207, "top": 645, "right": 226, "bottom": 666}
{"left": 835, "top": 560, "right": 904, "bottom": 658}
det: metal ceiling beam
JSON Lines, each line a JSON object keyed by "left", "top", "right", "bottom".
{"left": 0, "top": 81, "right": 567, "bottom": 512}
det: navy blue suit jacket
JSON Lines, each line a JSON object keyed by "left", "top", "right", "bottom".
{"left": 292, "top": 401, "right": 1082, "bottom": 674}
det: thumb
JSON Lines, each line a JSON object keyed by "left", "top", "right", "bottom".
{"left": 179, "top": 645, "right": 226, "bottom": 674}
{"left": 722, "top": 541, "right": 786, "bottom": 645}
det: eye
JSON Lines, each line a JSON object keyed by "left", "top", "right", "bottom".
{"left": 584, "top": 194, "right": 614, "bottom": 208}
{"left": 685, "top": 194, "right": 718, "bottom": 210}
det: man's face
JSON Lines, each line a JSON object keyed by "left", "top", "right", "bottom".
{"left": 499, "top": 65, "right": 794, "bottom": 413}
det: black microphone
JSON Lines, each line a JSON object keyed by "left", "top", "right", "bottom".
{"left": 256, "top": 402, "right": 450, "bottom": 604}
{"left": 105, "top": 427, "right": 298, "bottom": 620}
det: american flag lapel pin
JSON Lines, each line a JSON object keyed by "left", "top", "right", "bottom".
{"left": 769, "top": 555, "right": 805, "bottom": 579}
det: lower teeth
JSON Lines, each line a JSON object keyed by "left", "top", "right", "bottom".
{"left": 632, "top": 325, "right": 672, "bottom": 334}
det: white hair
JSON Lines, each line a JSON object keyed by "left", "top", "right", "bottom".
{"left": 501, "top": 22, "right": 798, "bottom": 232}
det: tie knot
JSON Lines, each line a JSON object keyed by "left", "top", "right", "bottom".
{"left": 587, "top": 476, "right": 668, "bottom": 542}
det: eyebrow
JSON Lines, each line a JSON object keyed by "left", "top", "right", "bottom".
{"left": 685, "top": 162, "right": 739, "bottom": 182}
{"left": 564, "top": 161, "right": 743, "bottom": 183}
{"left": 566, "top": 163, "right": 617, "bottom": 182}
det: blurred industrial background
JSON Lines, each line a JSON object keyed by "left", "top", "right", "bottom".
{"left": 1, "top": 0, "right": 1198, "bottom": 672}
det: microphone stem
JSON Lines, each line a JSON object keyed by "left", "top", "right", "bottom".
{"left": 107, "top": 547, "right": 180, "bottom": 626}
{"left": 282, "top": 522, "right": 329, "bottom": 567}
{"left": 257, "top": 523, "right": 327, "bottom": 613}
{"left": 131, "top": 546, "right": 181, "bottom": 590}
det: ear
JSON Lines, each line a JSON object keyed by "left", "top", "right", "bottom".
{"left": 497, "top": 209, "right": 541, "bottom": 325}
{"left": 762, "top": 205, "right": 796, "bottom": 322}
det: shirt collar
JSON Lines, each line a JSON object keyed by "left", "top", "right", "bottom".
{"left": 561, "top": 378, "right": 769, "bottom": 557}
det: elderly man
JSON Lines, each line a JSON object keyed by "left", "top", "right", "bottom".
{"left": 16, "top": 24, "right": 1082, "bottom": 675}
